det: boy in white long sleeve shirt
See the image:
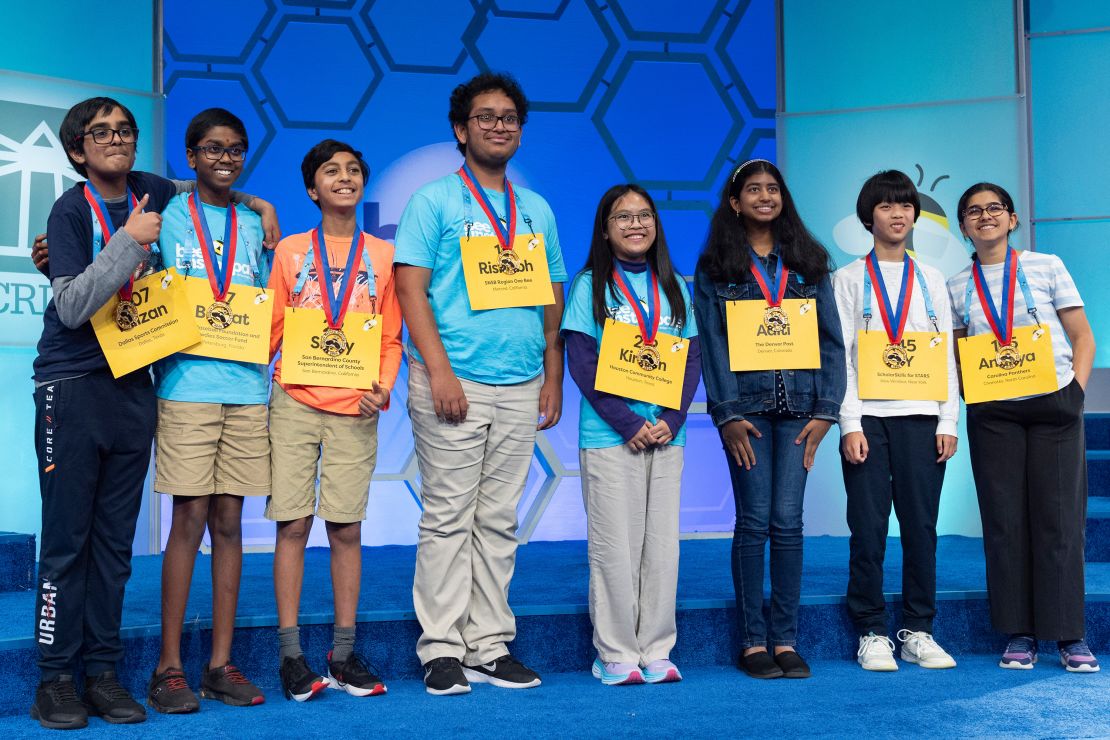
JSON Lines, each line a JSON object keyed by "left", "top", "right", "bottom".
{"left": 832, "top": 170, "right": 959, "bottom": 673}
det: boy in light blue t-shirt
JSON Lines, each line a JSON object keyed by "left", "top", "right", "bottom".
{"left": 147, "top": 108, "right": 270, "bottom": 713}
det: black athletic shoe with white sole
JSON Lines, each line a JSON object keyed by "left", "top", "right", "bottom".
{"left": 462, "top": 654, "right": 542, "bottom": 689}
{"left": 423, "top": 657, "right": 471, "bottom": 696}
{"left": 327, "top": 651, "right": 387, "bottom": 697}
{"left": 279, "top": 655, "right": 328, "bottom": 702}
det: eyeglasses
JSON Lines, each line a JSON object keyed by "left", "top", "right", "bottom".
{"left": 468, "top": 113, "right": 521, "bottom": 131}
{"left": 81, "top": 127, "right": 138, "bottom": 145}
{"left": 191, "top": 144, "right": 247, "bottom": 162}
{"left": 608, "top": 211, "right": 655, "bottom": 229}
{"left": 962, "top": 203, "right": 1008, "bottom": 220}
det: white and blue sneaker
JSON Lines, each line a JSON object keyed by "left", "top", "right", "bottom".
{"left": 642, "top": 659, "right": 682, "bottom": 684}
{"left": 591, "top": 658, "right": 644, "bottom": 686}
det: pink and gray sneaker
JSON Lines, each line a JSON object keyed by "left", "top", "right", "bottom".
{"left": 642, "top": 659, "right": 682, "bottom": 684}
{"left": 1058, "top": 639, "right": 1100, "bottom": 673}
{"left": 591, "top": 658, "right": 644, "bottom": 686}
{"left": 999, "top": 635, "right": 1036, "bottom": 670}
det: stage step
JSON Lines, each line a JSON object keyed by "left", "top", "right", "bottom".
{"left": 1090, "top": 451, "right": 1110, "bottom": 497}
{"left": 0, "top": 533, "right": 34, "bottom": 593}
{"left": 1086, "top": 413, "right": 1110, "bottom": 451}
{"left": 2, "top": 538, "right": 1109, "bottom": 719}
{"left": 1088, "top": 498, "right": 1110, "bottom": 562}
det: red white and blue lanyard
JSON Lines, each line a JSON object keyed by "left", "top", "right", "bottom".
{"left": 292, "top": 225, "right": 376, "bottom": 326}
{"left": 963, "top": 247, "right": 1038, "bottom": 345}
{"left": 458, "top": 164, "right": 516, "bottom": 250}
{"left": 862, "top": 250, "right": 937, "bottom": 342}
{"left": 85, "top": 182, "right": 154, "bottom": 302}
{"left": 457, "top": 164, "right": 535, "bottom": 242}
{"left": 185, "top": 191, "right": 240, "bottom": 300}
{"left": 612, "top": 262, "right": 660, "bottom": 346}
{"left": 748, "top": 246, "right": 789, "bottom": 306}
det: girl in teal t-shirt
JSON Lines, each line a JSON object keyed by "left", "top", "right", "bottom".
{"left": 560, "top": 184, "right": 700, "bottom": 685}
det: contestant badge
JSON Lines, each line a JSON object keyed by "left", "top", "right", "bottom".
{"left": 498, "top": 248, "right": 523, "bottom": 275}
{"left": 883, "top": 343, "right": 909, "bottom": 369}
{"left": 996, "top": 341, "right": 1021, "bottom": 370}
{"left": 637, "top": 342, "right": 662, "bottom": 371}
{"left": 115, "top": 299, "right": 139, "bottom": 331}
{"left": 762, "top": 305, "right": 790, "bottom": 335}
{"left": 321, "top": 327, "right": 349, "bottom": 357}
{"left": 206, "top": 300, "right": 233, "bottom": 330}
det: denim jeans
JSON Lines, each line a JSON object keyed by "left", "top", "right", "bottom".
{"left": 726, "top": 414, "right": 810, "bottom": 648}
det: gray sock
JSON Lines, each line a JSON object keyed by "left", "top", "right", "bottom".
{"left": 331, "top": 625, "right": 356, "bottom": 664}
{"left": 278, "top": 626, "right": 302, "bottom": 660}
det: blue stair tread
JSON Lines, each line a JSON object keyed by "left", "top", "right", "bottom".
{"left": 1089, "top": 497, "right": 1110, "bottom": 518}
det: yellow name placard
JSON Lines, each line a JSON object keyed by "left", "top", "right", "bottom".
{"left": 857, "top": 330, "right": 948, "bottom": 401}
{"left": 958, "top": 324, "right": 1057, "bottom": 403}
{"left": 460, "top": 233, "right": 554, "bottom": 310}
{"left": 180, "top": 278, "right": 273, "bottom": 365}
{"left": 726, "top": 298, "right": 820, "bottom": 371}
{"left": 280, "top": 308, "right": 381, "bottom": 390}
{"left": 594, "top": 319, "right": 688, "bottom": 409}
{"left": 91, "top": 268, "right": 202, "bottom": 378}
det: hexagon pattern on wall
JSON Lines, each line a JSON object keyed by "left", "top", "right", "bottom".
{"left": 163, "top": 0, "right": 775, "bottom": 545}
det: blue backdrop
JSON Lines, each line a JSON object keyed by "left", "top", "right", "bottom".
{"left": 160, "top": 0, "right": 776, "bottom": 549}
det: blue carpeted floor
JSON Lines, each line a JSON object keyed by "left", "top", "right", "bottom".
{"left": 1, "top": 656, "right": 1108, "bottom": 739}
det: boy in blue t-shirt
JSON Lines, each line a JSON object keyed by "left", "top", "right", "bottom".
{"left": 146, "top": 109, "right": 269, "bottom": 713}
{"left": 394, "top": 72, "right": 567, "bottom": 695}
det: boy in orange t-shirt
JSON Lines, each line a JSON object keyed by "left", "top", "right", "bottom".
{"left": 265, "top": 140, "right": 402, "bottom": 702}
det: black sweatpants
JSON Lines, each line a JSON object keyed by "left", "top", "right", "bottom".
{"left": 33, "top": 370, "right": 156, "bottom": 680}
{"left": 966, "top": 378, "right": 1087, "bottom": 640}
{"left": 842, "top": 415, "right": 946, "bottom": 636}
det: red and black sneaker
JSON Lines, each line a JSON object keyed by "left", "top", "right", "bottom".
{"left": 201, "top": 663, "right": 265, "bottom": 706}
{"left": 326, "top": 651, "right": 387, "bottom": 697}
{"left": 147, "top": 667, "right": 199, "bottom": 714}
{"left": 279, "top": 655, "right": 327, "bottom": 702}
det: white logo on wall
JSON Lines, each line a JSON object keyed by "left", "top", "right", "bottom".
{"left": 832, "top": 165, "right": 969, "bottom": 278}
{"left": 0, "top": 100, "right": 77, "bottom": 343}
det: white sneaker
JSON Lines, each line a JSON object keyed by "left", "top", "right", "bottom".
{"left": 898, "top": 630, "right": 957, "bottom": 669}
{"left": 857, "top": 632, "right": 898, "bottom": 671}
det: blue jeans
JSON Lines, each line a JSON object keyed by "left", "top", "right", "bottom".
{"left": 726, "top": 415, "right": 810, "bottom": 648}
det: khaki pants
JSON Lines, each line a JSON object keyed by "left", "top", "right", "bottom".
{"left": 409, "top": 362, "right": 541, "bottom": 665}
{"left": 580, "top": 444, "right": 682, "bottom": 664}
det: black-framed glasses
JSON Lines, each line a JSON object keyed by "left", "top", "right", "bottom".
{"left": 468, "top": 113, "right": 521, "bottom": 131}
{"left": 963, "top": 203, "right": 1008, "bottom": 220}
{"left": 191, "top": 144, "right": 247, "bottom": 162}
{"left": 608, "top": 211, "right": 655, "bottom": 229}
{"left": 81, "top": 127, "right": 138, "bottom": 145}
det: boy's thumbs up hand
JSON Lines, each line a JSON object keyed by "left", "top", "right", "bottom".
{"left": 123, "top": 193, "right": 161, "bottom": 247}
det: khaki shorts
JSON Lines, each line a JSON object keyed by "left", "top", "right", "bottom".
{"left": 154, "top": 399, "right": 270, "bottom": 496}
{"left": 265, "top": 383, "right": 378, "bottom": 524}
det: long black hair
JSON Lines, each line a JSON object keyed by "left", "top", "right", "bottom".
{"left": 581, "top": 184, "right": 688, "bottom": 331}
{"left": 698, "top": 159, "right": 831, "bottom": 284}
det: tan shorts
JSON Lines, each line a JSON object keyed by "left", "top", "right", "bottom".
{"left": 265, "top": 383, "right": 378, "bottom": 524}
{"left": 154, "top": 399, "right": 270, "bottom": 497}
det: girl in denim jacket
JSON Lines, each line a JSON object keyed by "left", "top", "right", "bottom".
{"left": 693, "top": 159, "right": 845, "bottom": 679}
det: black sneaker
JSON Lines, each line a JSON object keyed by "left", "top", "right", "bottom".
{"left": 462, "top": 654, "right": 542, "bottom": 689}
{"left": 31, "top": 674, "right": 88, "bottom": 730}
{"left": 326, "top": 651, "right": 386, "bottom": 697}
{"left": 279, "top": 655, "right": 327, "bottom": 702}
{"left": 423, "top": 657, "right": 471, "bottom": 696}
{"left": 147, "top": 667, "right": 199, "bottom": 714}
{"left": 201, "top": 663, "right": 265, "bottom": 706}
{"left": 84, "top": 671, "right": 146, "bottom": 724}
